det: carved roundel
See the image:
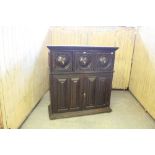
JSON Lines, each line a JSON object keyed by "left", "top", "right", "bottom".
{"left": 97, "top": 54, "right": 112, "bottom": 70}
{"left": 54, "top": 52, "right": 72, "bottom": 72}
{"left": 99, "top": 56, "right": 109, "bottom": 67}
{"left": 56, "top": 55, "right": 69, "bottom": 67}
{"left": 79, "top": 55, "right": 91, "bottom": 67}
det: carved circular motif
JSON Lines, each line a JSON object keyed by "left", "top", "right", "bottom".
{"left": 56, "top": 55, "right": 69, "bottom": 67}
{"left": 99, "top": 56, "right": 109, "bottom": 67}
{"left": 79, "top": 56, "right": 90, "bottom": 67}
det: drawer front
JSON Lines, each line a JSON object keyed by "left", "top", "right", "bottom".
{"left": 96, "top": 52, "right": 114, "bottom": 71}
{"left": 74, "top": 51, "right": 95, "bottom": 72}
{"left": 50, "top": 50, "right": 115, "bottom": 73}
{"left": 53, "top": 51, "right": 72, "bottom": 72}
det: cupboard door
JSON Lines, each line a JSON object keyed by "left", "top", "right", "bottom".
{"left": 83, "top": 76, "right": 96, "bottom": 109}
{"left": 69, "top": 77, "right": 82, "bottom": 111}
{"left": 52, "top": 76, "right": 83, "bottom": 113}
{"left": 53, "top": 76, "right": 70, "bottom": 113}
{"left": 95, "top": 76, "right": 112, "bottom": 107}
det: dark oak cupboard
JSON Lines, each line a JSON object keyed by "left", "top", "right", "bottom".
{"left": 47, "top": 46, "right": 118, "bottom": 119}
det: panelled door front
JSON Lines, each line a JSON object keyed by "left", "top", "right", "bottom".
{"left": 83, "top": 76, "right": 96, "bottom": 109}
{"left": 95, "top": 76, "right": 112, "bottom": 107}
{"left": 53, "top": 75, "right": 112, "bottom": 112}
{"left": 69, "top": 77, "right": 82, "bottom": 111}
{"left": 52, "top": 75, "right": 83, "bottom": 113}
{"left": 52, "top": 76, "right": 70, "bottom": 113}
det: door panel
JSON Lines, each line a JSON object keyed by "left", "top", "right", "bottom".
{"left": 95, "top": 76, "right": 112, "bottom": 107}
{"left": 52, "top": 76, "right": 83, "bottom": 113}
{"left": 69, "top": 77, "right": 82, "bottom": 110}
{"left": 83, "top": 76, "right": 96, "bottom": 109}
{"left": 53, "top": 77, "right": 69, "bottom": 112}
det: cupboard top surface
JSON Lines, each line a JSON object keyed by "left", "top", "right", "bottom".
{"left": 47, "top": 45, "right": 119, "bottom": 51}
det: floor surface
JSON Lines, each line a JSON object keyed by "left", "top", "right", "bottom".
{"left": 21, "top": 91, "right": 155, "bottom": 129}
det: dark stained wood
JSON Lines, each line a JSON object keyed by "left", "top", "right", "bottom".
{"left": 56, "top": 77, "right": 68, "bottom": 112}
{"left": 47, "top": 46, "right": 118, "bottom": 119}
{"left": 96, "top": 52, "right": 115, "bottom": 71}
{"left": 53, "top": 51, "right": 72, "bottom": 72}
{"left": 95, "top": 76, "right": 112, "bottom": 107}
{"left": 48, "top": 105, "right": 112, "bottom": 120}
{"left": 70, "top": 77, "right": 81, "bottom": 110}
{"left": 84, "top": 76, "right": 96, "bottom": 109}
{"left": 47, "top": 45, "right": 118, "bottom": 51}
{"left": 75, "top": 51, "right": 95, "bottom": 72}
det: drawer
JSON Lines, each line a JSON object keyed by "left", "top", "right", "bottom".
{"left": 49, "top": 49, "right": 115, "bottom": 73}
{"left": 52, "top": 51, "right": 72, "bottom": 72}
{"left": 74, "top": 51, "right": 95, "bottom": 72}
{"left": 95, "top": 52, "right": 114, "bottom": 71}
